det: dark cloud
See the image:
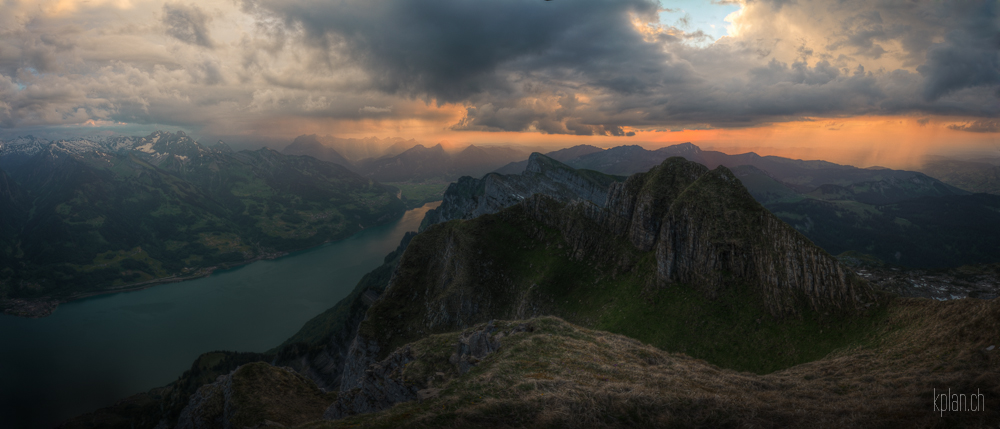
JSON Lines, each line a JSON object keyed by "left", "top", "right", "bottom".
{"left": 948, "top": 120, "right": 1000, "bottom": 133}
{"left": 2, "top": 0, "right": 999, "bottom": 136}
{"left": 252, "top": 0, "right": 667, "bottom": 101}
{"left": 242, "top": 0, "right": 1000, "bottom": 135}
{"left": 248, "top": 0, "right": 704, "bottom": 135}
{"left": 163, "top": 3, "right": 216, "bottom": 48}
{"left": 917, "top": 1, "right": 1000, "bottom": 101}
{"left": 193, "top": 60, "right": 225, "bottom": 85}
{"left": 826, "top": 10, "right": 894, "bottom": 59}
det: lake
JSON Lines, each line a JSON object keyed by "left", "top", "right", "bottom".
{"left": 0, "top": 202, "right": 439, "bottom": 429}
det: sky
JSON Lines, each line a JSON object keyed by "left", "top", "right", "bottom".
{"left": 1, "top": 0, "right": 998, "bottom": 168}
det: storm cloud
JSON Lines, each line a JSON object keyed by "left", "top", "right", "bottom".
{"left": 163, "top": 3, "right": 216, "bottom": 48}
{"left": 0, "top": 0, "right": 998, "bottom": 138}
{"left": 917, "top": 1, "right": 1000, "bottom": 101}
{"left": 948, "top": 119, "right": 1000, "bottom": 133}
{"left": 243, "top": 0, "right": 1000, "bottom": 133}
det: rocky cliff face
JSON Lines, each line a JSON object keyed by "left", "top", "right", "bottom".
{"left": 272, "top": 232, "right": 417, "bottom": 392}
{"left": 575, "top": 158, "right": 874, "bottom": 315}
{"left": 274, "top": 320, "right": 362, "bottom": 392}
{"left": 329, "top": 320, "right": 530, "bottom": 421}
{"left": 590, "top": 157, "right": 708, "bottom": 251}
{"left": 419, "top": 152, "right": 621, "bottom": 230}
{"left": 655, "top": 168, "right": 872, "bottom": 315}
{"left": 325, "top": 345, "right": 418, "bottom": 420}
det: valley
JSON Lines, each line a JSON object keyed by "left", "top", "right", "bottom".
{"left": 0, "top": 202, "right": 438, "bottom": 429}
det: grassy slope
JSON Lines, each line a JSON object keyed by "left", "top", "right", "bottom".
{"left": 309, "top": 303, "right": 1000, "bottom": 428}
{"left": 213, "top": 362, "right": 337, "bottom": 428}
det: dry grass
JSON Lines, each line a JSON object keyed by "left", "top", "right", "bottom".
{"left": 302, "top": 297, "right": 999, "bottom": 429}
{"left": 228, "top": 362, "right": 339, "bottom": 428}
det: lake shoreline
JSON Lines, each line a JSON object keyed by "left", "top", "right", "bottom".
{"left": 0, "top": 201, "right": 445, "bottom": 319}
{"left": 1, "top": 200, "right": 442, "bottom": 429}
{"left": 0, "top": 204, "right": 441, "bottom": 319}
{"left": 0, "top": 251, "right": 288, "bottom": 318}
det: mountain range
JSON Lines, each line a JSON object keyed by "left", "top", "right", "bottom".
{"left": 0, "top": 132, "right": 405, "bottom": 317}
{"left": 497, "top": 143, "right": 997, "bottom": 269}
{"left": 918, "top": 157, "right": 1000, "bottom": 195}
{"left": 62, "top": 154, "right": 999, "bottom": 428}
{"left": 505, "top": 143, "right": 966, "bottom": 200}
{"left": 732, "top": 165, "right": 1000, "bottom": 268}
{"left": 282, "top": 136, "right": 531, "bottom": 182}
{"left": 279, "top": 135, "right": 424, "bottom": 163}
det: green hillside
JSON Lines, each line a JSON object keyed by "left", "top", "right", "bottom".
{"left": 0, "top": 136, "right": 405, "bottom": 315}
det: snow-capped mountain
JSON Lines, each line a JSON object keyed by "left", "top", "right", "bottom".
{"left": 0, "top": 131, "right": 228, "bottom": 170}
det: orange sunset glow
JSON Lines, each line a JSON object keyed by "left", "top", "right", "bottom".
{"left": 2, "top": 0, "right": 997, "bottom": 164}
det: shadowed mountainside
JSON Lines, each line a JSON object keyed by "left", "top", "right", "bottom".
{"left": 731, "top": 164, "right": 1000, "bottom": 269}
{"left": 493, "top": 144, "right": 605, "bottom": 175}
{"left": 0, "top": 132, "right": 406, "bottom": 317}
{"left": 919, "top": 158, "right": 1000, "bottom": 195}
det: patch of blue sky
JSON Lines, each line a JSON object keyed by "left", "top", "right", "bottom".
{"left": 658, "top": 0, "right": 741, "bottom": 42}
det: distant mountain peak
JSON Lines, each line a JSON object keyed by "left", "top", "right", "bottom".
{"left": 661, "top": 142, "right": 702, "bottom": 154}
{"left": 524, "top": 152, "right": 575, "bottom": 176}
{"left": 211, "top": 140, "right": 232, "bottom": 153}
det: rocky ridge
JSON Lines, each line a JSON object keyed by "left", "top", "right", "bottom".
{"left": 419, "top": 152, "right": 621, "bottom": 231}
{"left": 324, "top": 321, "right": 532, "bottom": 421}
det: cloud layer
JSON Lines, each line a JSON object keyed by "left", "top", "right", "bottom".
{"left": 0, "top": 0, "right": 997, "bottom": 139}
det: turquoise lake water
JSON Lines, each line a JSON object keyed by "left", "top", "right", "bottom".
{"left": 0, "top": 202, "right": 439, "bottom": 428}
